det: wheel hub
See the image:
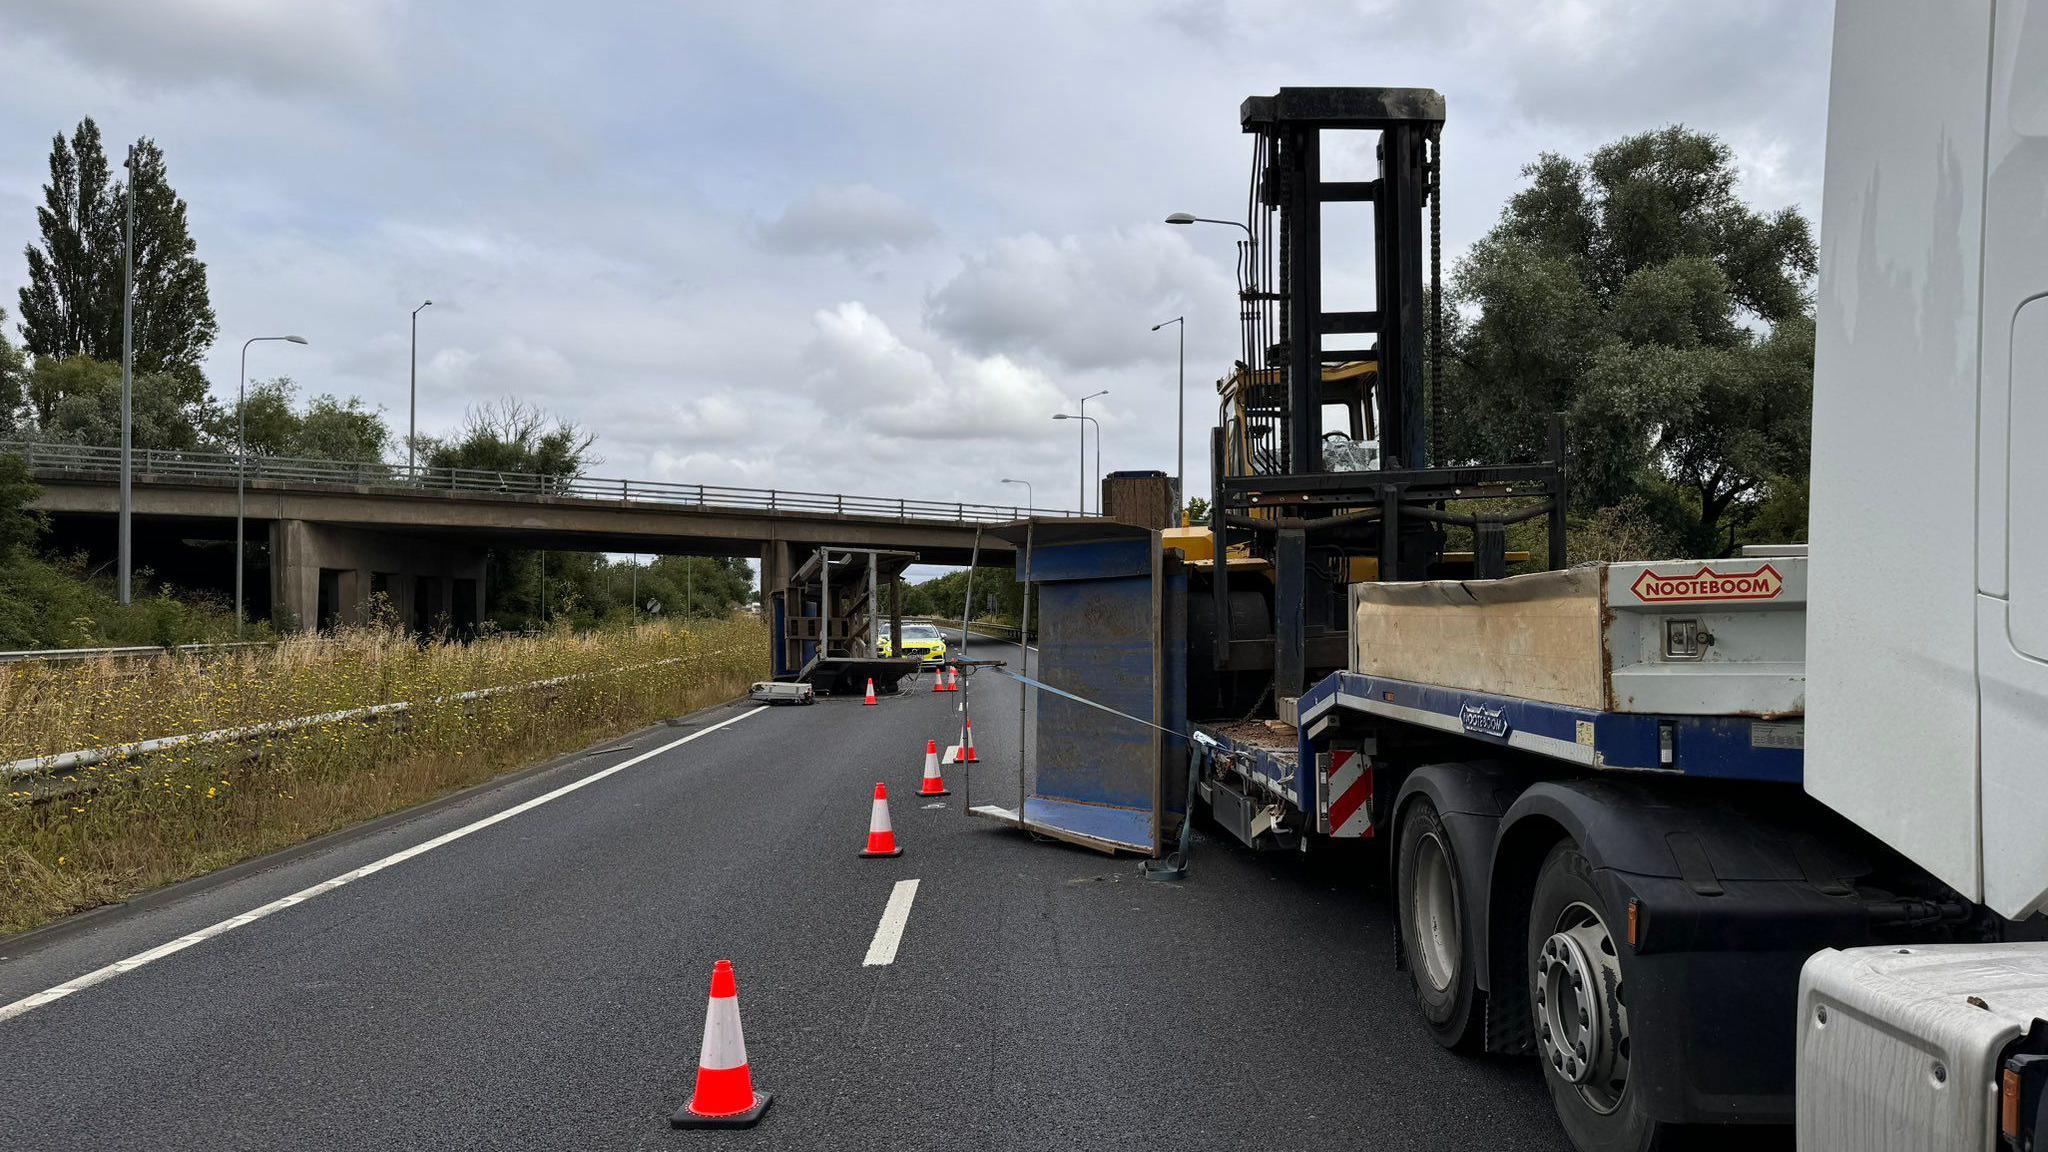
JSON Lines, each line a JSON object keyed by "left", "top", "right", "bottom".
{"left": 1411, "top": 832, "right": 1461, "bottom": 994}
{"left": 1534, "top": 901, "right": 1631, "bottom": 1113}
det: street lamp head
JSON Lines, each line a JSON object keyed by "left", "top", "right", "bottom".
{"left": 284, "top": 335, "right": 308, "bottom": 344}
{"left": 1052, "top": 413, "right": 1073, "bottom": 421}
{"left": 1165, "top": 212, "right": 1197, "bottom": 225}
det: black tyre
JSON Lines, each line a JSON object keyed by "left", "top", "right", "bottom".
{"left": 1396, "top": 797, "right": 1481, "bottom": 1049}
{"left": 1527, "top": 841, "right": 1667, "bottom": 1152}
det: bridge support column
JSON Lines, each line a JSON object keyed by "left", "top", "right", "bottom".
{"left": 268, "top": 518, "right": 487, "bottom": 634}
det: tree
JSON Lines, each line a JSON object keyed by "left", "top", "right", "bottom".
{"left": 17, "top": 120, "right": 216, "bottom": 379}
{"left": 27, "top": 355, "right": 215, "bottom": 451}
{"left": 216, "top": 377, "right": 390, "bottom": 462}
{"left": 1439, "top": 126, "right": 1816, "bottom": 555}
{"left": 17, "top": 120, "right": 117, "bottom": 365}
{"left": 0, "top": 307, "right": 23, "bottom": 436}
{"left": 0, "top": 452, "right": 44, "bottom": 557}
{"left": 1184, "top": 496, "right": 1210, "bottom": 523}
{"left": 424, "top": 399, "right": 595, "bottom": 478}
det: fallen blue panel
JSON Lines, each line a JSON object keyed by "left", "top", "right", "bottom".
{"left": 975, "top": 520, "right": 1186, "bottom": 856}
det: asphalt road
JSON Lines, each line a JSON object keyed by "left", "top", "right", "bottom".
{"left": 0, "top": 636, "right": 1567, "bottom": 1150}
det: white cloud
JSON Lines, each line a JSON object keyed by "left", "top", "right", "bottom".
{"left": 0, "top": 0, "right": 407, "bottom": 99}
{"left": 759, "top": 183, "right": 939, "bottom": 259}
{"left": 802, "top": 301, "right": 1071, "bottom": 441}
{"left": 925, "top": 229, "right": 1229, "bottom": 372}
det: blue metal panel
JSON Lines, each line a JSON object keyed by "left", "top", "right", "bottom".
{"left": 1021, "top": 797, "right": 1153, "bottom": 851}
{"left": 991, "top": 521, "right": 1186, "bottom": 855}
{"left": 1300, "top": 670, "right": 1803, "bottom": 784}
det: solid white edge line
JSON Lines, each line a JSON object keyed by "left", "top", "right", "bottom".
{"left": 0, "top": 705, "right": 769, "bottom": 1024}
{"left": 861, "top": 878, "right": 920, "bottom": 967}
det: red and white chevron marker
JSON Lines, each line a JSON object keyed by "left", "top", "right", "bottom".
{"left": 671, "top": 960, "right": 771, "bottom": 1129}
{"left": 863, "top": 678, "right": 878, "bottom": 706}
{"left": 861, "top": 782, "right": 903, "bottom": 857}
{"left": 916, "top": 739, "right": 950, "bottom": 797}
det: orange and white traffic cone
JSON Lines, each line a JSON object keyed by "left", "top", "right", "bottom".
{"left": 931, "top": 667, "right": 946, "bottom": 693}
{"left": 863, "top": 678, "right": 878, "bottom": 706}
{"left": 671, "top": 960, "right": 772, "bottom": 1129}
{"left": 939, "top": 665, "right": 955, "bottom": 692}
{"left": 917, "top": 739, "right": 949, "bottom": 797}
{"left": 860, "top": 782, "right": 903, "bottom": 857}
{"left": 962, "top": 716, "right": 980, "bottom": 763}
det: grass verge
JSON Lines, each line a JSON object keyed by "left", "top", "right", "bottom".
{"left": 0, "top": 617, "right": 766, "bottom": 936}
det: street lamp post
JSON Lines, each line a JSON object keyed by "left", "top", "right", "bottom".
{"left": 1000, "top": 477, "right": 1033, "bottom": 516}
{"left": 1052, "top": 414, "right": 1100, "bottom": 514}
{"left": 1063, "top": 389, "right": 1107, "bottom": 513}
{"left": 237, "top": 335, "right": 309, "bottom": 635}
{"left": 409, "top": 300, "right": 432, "bottom": 474}
{"left": 1152, "top": 316, "right": 1185, "bottom": 520}
{"left": 119, "top": 145, "right": 136, "bottom": 604}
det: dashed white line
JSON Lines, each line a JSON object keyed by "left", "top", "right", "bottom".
{"left": 0, "top": 705, "right": 769, "bottom": 1024}
{"left": 862, "top": 879, "right": 921, "bottom": 967}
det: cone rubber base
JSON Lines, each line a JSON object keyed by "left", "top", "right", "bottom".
{"left": 860, "top": 846, "right": 904, "bottom": 858}
{"left": 917, "top": 787, "right": 951, "bottom": 797}
{"left": 672, "top": 1091, "right": 772, "bottom": 1129}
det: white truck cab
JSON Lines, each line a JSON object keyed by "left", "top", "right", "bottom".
{"left": 1802, "top": 3, "right": 2048, "bottom": 1146}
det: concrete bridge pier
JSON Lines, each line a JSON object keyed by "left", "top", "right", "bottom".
{"left": 271, "top": 520, "right": 487, "bottom": 633}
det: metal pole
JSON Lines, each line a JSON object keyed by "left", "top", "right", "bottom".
{"left": 118, "top": 145, "right": 135, "bottom": 605}
{"left": 1176, "top": 319, "right": 1185, "bottom": 519}
{"left": 631, "top": 555, "right": 638, "bottom": 622}
{"left": 1015, "top": 522, "right": 1033, "bottom": 820}
{"left": 956, "top": 526, "right": 980, "bottom": 817}
{"left": 408, "top": 301, "right": 430, "bottom": 474}
{"left": 409, "top": 308, "right": 416, "bottom": 473}
{"left": 236, "top": 340, "right": 248, "bottom": 635}
{"left": 1075, "top": 410, "right": 1085, "bottom": 512}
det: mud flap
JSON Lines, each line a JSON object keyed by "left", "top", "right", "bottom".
{"left": 969, "top": 520, "right": 1187, "bottom": 855}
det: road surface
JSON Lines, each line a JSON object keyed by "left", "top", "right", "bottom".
{"left": 0, "top": 636, "right": 1567, "bottom": 1150}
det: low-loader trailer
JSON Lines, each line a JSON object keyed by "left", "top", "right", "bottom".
{"left": 978, "top": 6, "right": 2048, "bottom": 1148}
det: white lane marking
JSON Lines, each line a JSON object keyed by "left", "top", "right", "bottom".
{"left": 0, "top": 705, "right": 769, "bottom": 1024}
{"left": 861, "top": 879, "right": 920, "bottom": 967}
{"left": 920, "top": 803, "right": 945, "bottom": 810}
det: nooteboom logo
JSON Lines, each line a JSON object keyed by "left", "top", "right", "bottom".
{"left": 1459, "top": 702, "right": 1512, "bottom": 739}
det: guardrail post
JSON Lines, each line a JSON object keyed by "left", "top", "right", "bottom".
{"left": 621, "top": 478, "right": 629, "bottom": 502}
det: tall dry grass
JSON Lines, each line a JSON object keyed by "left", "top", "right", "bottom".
{"left": 0, "top": 617, "right": 766, "bottom": 935}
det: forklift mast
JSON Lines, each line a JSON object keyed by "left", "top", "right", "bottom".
{"left": 1206, "top": 88, "right": 1568, "bottom": 706}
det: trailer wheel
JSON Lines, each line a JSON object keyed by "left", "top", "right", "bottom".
{"left": 1396, "top": 797, "right": 1480, "bottom": 1049}
{"left": 1528, "top": 841, "right": 1665, "bottom": 1152}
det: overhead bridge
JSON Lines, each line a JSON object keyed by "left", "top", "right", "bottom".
{"left": 8, "top": 441, "right": 1061, "bottom": 631}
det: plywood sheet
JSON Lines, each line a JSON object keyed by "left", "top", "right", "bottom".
{"left": 1352, "top": 568, "right": 1606, "bottom": 709}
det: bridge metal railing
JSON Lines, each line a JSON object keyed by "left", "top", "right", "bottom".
{"left": 3, "top": 440, "right": 1077, "bottom": 526}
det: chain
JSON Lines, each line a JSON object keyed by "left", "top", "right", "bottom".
{"left": 1429, "top": 126, "right": 1443, "bottom": 467}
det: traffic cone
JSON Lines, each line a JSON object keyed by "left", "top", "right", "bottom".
{"left": 917, "top": 739, "right": 949, "bottom": 797}
{"left": 931, "top": 667, "right": 946, "bottom": 693}
{"left": 671, "top": 960, "right": 772, "bottom": 1129}
{"left": 861, "top": 782, "right": 903, "bottom": 857}
{"left": 948, "top": 666, "right": 961, "bottom": 692}
{"left": 864, "top": 678, "right": 878, "bottom": 706}
{"left": 957, "top": 716, "right": 979, "bottom": 764}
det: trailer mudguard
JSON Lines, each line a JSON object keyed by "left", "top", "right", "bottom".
{"left": 1486, "top": 778, "right": 1881, "bottom": 1125}
{"left": 970, "top": 520, "right": 1188, "bottom": 856}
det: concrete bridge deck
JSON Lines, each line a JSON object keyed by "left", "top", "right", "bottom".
{"left": 9, "top": 441, "right": 1055, "bottom": 629}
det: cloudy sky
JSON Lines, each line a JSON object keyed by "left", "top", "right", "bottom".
{"left": 0, "top": 0, "right": 1835, "bottom": 520}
